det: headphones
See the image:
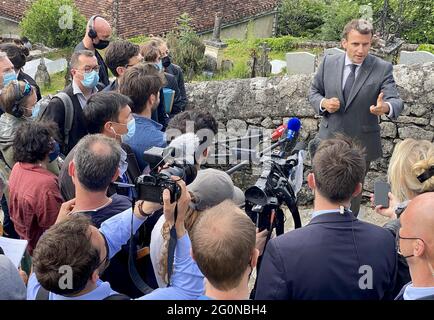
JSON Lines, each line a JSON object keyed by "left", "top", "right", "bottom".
{"left": 87, "top": 15, "right": 101, "bottom": 39}
{"left": 11, "top": 80, "right": 31, "bottom": 118}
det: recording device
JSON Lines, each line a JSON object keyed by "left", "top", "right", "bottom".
{"left": 374, "top": 181, "right": 390, "bottom": 208}
{"left": 223, "top": 117, "right": 304, "bottom": 232}
{"left": 135, "top": 147, "right": 197, "bottom": 204}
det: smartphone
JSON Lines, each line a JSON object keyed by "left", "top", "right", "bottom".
{"left": 374, "top": 181, "right": 391, "bottom": 208}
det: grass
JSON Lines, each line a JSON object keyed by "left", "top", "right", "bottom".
{"left": 40, "top": 70, "right": 67, "bottom": 96}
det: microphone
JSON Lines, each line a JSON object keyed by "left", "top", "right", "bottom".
{"left": 271, "top": 124, "right": 286, "bottom": 140}
{"left": 286, "top": 117, "right": 302, "bottom": 141}
{"left": 271, "top": 118, "right": 302, "bottom": 141}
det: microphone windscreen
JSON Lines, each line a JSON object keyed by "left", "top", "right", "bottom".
{"left": 287, "top": 117, "right": 301, "bottom": 132}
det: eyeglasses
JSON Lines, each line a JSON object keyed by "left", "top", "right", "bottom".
{"left": 396, "top": 230, "right": 425, "bottom": 257}
{"left": 77, "top": 65, "right": 100, "bottom": 74}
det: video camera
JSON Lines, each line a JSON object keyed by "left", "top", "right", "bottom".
{"left": 222, "top": 117, "right": 305, "bottom": 233}
{"left": 135, "top": 147, "right": 197, "bottom": 204}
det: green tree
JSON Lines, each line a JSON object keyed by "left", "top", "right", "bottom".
{"left": 166, "top": 13, "right": 205, "bottom": 80}
{"left": 320, "top": 0, "right": 361, "bottom": 40}
{"left": 277, "top": 0, "right": 326, "bottom": 37}
{"left": 20, "top": 0, "right": 86, "bottom": 48}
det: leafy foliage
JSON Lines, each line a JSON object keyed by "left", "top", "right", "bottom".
{"left": 166, "top": 13, "right": 205, "bottom": 80}
{"left": 20, "top": 0, "right": 86, "bottom": 48}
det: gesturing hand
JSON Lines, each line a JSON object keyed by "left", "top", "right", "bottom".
{"left": 370, "top": 92, "right": 390, "bottom": 116}
{"left": 323, "top": 97, "right": 341, "bottom": 113}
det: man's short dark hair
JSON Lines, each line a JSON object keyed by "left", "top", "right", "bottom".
{"left": 13, "top": 121, "right": 56, "bottom": 164}
{"left": 70, "top": 50, "right": 95, "bottom": 69}
{"left": 0, "top": 43, "right": 27, "bottom": 70}
{"left": 342, "top": 19, "right": 374, "bottom": 40}
{"left": 73, "top": 134, "right": 121, "bottom": 192}
{"left": 84, "top": 92, "right": 133, "bottom": 134}
{"left": 119, "top": 63, "right": 165, "bottom": 114}
{"left": 105, "top": 40, "right": 140, "bottom": 77}
{"left": 167, "top": 110, "right": 218, "bottom": 135}
{"left": 312, "top": 136, "right": 366, "bottom": 203}
{"left": 33, "top": 215, "right": 101, "bottom": 295}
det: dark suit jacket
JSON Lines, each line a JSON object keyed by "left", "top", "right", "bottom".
{"left": 308, "top": 53, "right": 403, "bottom": 161}
{"left": 255, "top": 211, "right": 397, "bottom": 300}
{"left": 164, "top": 72, "right": 184, "bottom": 115}
{"left": 166, "top": 63, "right": 188, "bottom": 109}
{"left": 40, "top": 84, "right": 87, "bottom": 155}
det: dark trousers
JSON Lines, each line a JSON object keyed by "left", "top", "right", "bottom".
{"left": 350, "top": 161, "right": 371, "bottom": 217}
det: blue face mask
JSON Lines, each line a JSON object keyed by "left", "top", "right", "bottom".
{"left": 125, "top": 118, "right": 136, "bottom": 140}
{"left": 31, "top": 101, "right": 41, "bottom": 119}
{"left": 81, "top": 70, "right": 100, "bottom": 88}
{"left": 3, "top": 71, "right": 17, "bottom": 87}
{"left": 156, "top": 61, "right": 163, "bottom": 71}
{"left": 49, "top": 141, "right": 61, "bottom": 162}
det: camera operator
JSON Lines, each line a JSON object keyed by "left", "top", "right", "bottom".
{"left": 255, "top": 136, "right": 397, "bottom": 300}
{"left": 28, "top": 177, "right": 204, "bottom": 300}
{"left": 59, "top": 92, "right": 140, "bottom": 201}
{"left": 119, "top": 63, "right": 167, "bottom": 171}
{"left": 150, "top": 167, "right": 245, "bottom": 288}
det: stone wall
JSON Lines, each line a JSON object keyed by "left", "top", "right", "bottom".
{"left": 185, "top": 62, "right": 434, "bottom": 204}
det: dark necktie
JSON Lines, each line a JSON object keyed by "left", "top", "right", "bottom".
{"left": 343, "top": 64, "right": 357, "bottom": 105}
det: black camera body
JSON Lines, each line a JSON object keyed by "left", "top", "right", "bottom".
{"left": 135, "top": 147, "right": 197, "bottom": 204}
{"left": 136, "top": 172, "right": 181, "bottom": 204}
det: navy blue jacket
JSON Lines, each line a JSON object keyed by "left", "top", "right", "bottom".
{"left": 255, "top": 211, "right": 397, "bottom": 300}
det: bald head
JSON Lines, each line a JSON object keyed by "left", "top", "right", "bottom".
{"left": 71, "top": 134, "right": 121, "bottom": 192}
{"left": 93, "top": 17, "right": 112, "bottom": 40}
{"left": 191, "top": 200, "right": 256, "bottom": 291}
{"left": 401, "top": 192, "right": 434, "bottom": 245}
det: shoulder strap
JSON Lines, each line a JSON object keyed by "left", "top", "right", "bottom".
{"left": 35, "top": 95, "right": 53, "bottom": 121}
{"left": 103, "top": 293, "right": 131, "bottom": 300}
{"left": 128, "top": 207, "right": 154, "bottom": 295}
{"left": 36, "top": 286, "right": 50, "bottom": 300}
{"left": 54, "top": 92, "right": 74, "bottom": 147}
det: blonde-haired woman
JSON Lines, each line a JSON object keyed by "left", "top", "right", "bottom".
{"left": 373, "top": 138, "right": 434, "bottom": 220}
{"left": 371, "top": 138, "right": 434, "bottom": 297}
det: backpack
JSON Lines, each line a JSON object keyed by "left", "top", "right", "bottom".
{"left": 36, "top": 92, "right": 74, "bottom": 153}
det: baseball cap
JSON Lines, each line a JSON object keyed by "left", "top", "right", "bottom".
{"left": 187, "top": 168, "right": 245, "bottom": 211}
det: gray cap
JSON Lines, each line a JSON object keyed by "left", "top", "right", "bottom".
{"left": 188, "top": 168, "right": 245, "bottom": 211}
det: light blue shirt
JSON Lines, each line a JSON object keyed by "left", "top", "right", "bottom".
{"left": 124, "top": 114, "right": 167, "bottom": 171}
{"left": 403, "top": 282, "right": 434, "bottom": 300}
{"left": 311, "top": 208, "right": 351, "bottom": 219}
{"left": 27, "top": 207, "right": 204, "bottom": 300}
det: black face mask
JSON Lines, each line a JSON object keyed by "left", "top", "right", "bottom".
{"left": 162, "top": 56, "right": 171, "bottom": 68}
{"left": 94, "top": 39, "right": 110, "bottom": 50}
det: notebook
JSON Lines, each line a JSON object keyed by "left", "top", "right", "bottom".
{"left": 0, "top": 237, "right": 28, "bottom": 268}
{"left": 163, "top": 88, "right": 175, "bottom": 114}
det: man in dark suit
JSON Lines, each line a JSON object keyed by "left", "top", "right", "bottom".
{"left": 40, "top": 50, "right": 99, "bottom": 155}
{"left": 308, "top": 19, "right": 403, "bottom": 215}
{"left": 255, "top": 137, "right": 397, "bottom": 300}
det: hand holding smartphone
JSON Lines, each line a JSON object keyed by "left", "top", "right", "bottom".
{"left": 374, "top": 181, "right": 391, "bottom": 208}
